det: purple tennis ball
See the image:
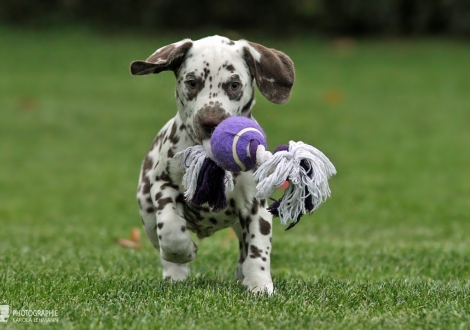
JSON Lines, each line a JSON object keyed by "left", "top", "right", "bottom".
{"left": 211, "top": 116, "right": 267, "bottom": 172}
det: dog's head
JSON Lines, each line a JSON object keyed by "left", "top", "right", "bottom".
{"left": 130, "top": 35, "right": 295, "bottom": 142}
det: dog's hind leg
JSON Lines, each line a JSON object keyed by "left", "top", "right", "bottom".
{"left": 231, "top": 222, "right": 246, "bottom": 282}
{"left": 140, "top": 209, "right": 160, "bottom": 250}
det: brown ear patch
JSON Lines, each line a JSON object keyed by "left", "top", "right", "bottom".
{"left": 243, "top": 42, "right": 295, "bottom": 104}
{"left": 130, "top": 40, "right": 193, "bottom": 76}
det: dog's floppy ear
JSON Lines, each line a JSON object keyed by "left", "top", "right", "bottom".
{"left": 242, "top": 41, "right": 295, "bottom": 104}
{"left": 130, "top": 39, "right": 193, "bottom": 76}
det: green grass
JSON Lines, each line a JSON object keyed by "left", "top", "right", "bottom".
{"left": 1, "top": 27, "right": 470, "bottom": 329}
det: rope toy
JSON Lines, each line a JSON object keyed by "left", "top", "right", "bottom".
{"left": 174, "top": 116, "right": 336, "bottom": 230}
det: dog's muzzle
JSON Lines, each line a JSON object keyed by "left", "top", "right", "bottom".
{"left": 195, "top": 103, "right": 229, "bottom": 139}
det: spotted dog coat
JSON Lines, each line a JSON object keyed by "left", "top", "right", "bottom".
{"left": 130, "top": 36, "right": 295, "bottom": 294}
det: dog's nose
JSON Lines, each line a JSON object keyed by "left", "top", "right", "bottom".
{"left": 197, "top": 104, "right": 230, "bottom": 137}
{"left": 201, "top": 118, "right": 222, "bottom": 135}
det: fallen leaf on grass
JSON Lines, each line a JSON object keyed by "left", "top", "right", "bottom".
{"left": 116, "top": 227, "right": 142, "bottom": 249}
{"left": 130, "top": 227, "right": 141, "bottom": 242}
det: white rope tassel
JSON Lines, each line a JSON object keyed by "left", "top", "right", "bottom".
{"left": 174, "top": 145, "right": 234, "bottom": 200}
{"left": 254, "top": 141, "right": 336, "bottom": 225}
{"left": 174, "top": 145, "right": 207, "bottom": 200}
{"left": 254, "top": 149, "right": 292, "bottom": 198}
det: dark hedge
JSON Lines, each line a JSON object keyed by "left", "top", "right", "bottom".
{"left": 1, "top": 0, "right": 469, "bottom": 36}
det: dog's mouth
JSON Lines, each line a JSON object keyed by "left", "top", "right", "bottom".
{"left": 195, "top": 113, "right": 230, "bottom": 142}
{"left": 192, "top": 125, "right": 214, "bottom": 143}
{"left": 200, "top": 120, "right": 218, "bottom": 138}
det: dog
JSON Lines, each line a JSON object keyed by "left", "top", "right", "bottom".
{"left": 130, "top": 35, "right": 294, "bottom": 294}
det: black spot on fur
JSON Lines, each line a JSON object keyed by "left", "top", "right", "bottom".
{"left": 238, "top": 244, "right": 246, "bottom": 264}
{"left": 251, "top": 198, "right": 259, "bottom": 215}
{"left": 161, "top": 182, "right": 179, "bottom": 190}
{"left": 181, "top": 225, "right": 186, "bottom": 232}
{"left": 151, "top": 132, "right": 164, "bottom": 148}
{"left": 146, "top": 207, "right": 155, "bottom": 213}
{"left": 168, "top": 122, "right": 180, "bottom": 144}
{"left": 176, "top": 193, "right": 185, "bottom": 203}
{"left": 238, "top": 213, "right": 246, "bottom": 229}
{"left": 157, "top": 197, "right": 173, "bottom": 211}
{"left": 142, "top": 178, "right": 151, "bottom": 194}
{"left": 245, "top": 215, "right": 252, "bottom": 230}
{"left": 249, "top": 245, "right": 262, "bottom": 258}
{"left": 142, "top": 156, "right": 153, "bottom": 180}
{"left": 154, "top": 192, "right": 163, "bottom": 201}
{"left": 203, "top": 68, "right": 210, "bottom": 79}
{"left": 177, "top": 194, "right": 206, "bottom": 224}
{"left": 259, "top": 217, "right": 271, "bottom": 235}
{"left": 155, "top": 165, "right": 173, "bottom": 184}
{"left": 157, "top": 222, "right": 164, "bottom": 229}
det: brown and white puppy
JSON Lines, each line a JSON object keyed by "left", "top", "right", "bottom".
{"left": 130, "top": 35, "right": 294, "bottom": 294}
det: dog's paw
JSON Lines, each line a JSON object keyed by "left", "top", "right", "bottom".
{"left": 161, "top": 241, "right": 198, "bottom": 264}
{"left": 247, "top": 282, "right": 274, "bottom": 295}
{"left": 242, "top": 276, "right": 274, "bottom": 295}
{"left": 161, "top": 259, "right": 190, "bottom": 281}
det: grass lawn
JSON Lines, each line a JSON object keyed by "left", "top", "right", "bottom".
{"left": 1, "top": 27, "right": 469, "bottom": 329}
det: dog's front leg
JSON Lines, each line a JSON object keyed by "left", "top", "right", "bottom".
{"left": 237, "top": 204, "right": 274, "bottom": 294}
{"left": 151, "top": 182, "right": 197, "bottom": 280}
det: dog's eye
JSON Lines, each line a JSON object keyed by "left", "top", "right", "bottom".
{"left": 230, "top": 81, "right": 241, "bottom": 91}
{"left": 185, "top": 79, "right": 198, "bottom": 89}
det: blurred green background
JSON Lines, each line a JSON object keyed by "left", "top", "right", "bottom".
{"left": 1, "top": 2, "right": 470, "bottom": 329}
